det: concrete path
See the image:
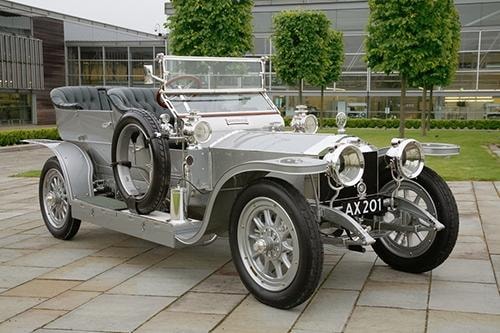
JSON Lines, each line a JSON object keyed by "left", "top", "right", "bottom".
{"left": 0, "top": 147, "right": 499, "bottom": 333}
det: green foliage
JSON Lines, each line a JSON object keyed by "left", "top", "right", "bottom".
{"left": 309, "top": 29, "right": 344, "bottom": 87}
{"left": 0, "top": 128, "right": 60, "bottom": 146}
{"left": 366, "top": 0, "right": 434, "bottom": 78}
{"left": 272, "top": 11, "right": 332, "bottom": 88}
{"left": 167, "top": 0, "right": 254, "bottom": 56}
{"left": 283, "top": 117, "right": 500, "bottom": 130}
{"left": 409, "top": 0, "right": 461, "bottom": 89}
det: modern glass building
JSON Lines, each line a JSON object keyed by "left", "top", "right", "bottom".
{"left": 0, "top": 0, "right": 166, "bottom": 125}
{"left": 166, "top": 0, "right": 500, "bottom": 120}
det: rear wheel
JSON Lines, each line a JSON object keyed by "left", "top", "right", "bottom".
{"left": 39, "top": 157, "right": 80, "bottom": 240}
{"left": 373, "top": 167, "right": 459, "bottom": 273}
{"left": 229, "top": 178, "right": 323, "bottom": 309}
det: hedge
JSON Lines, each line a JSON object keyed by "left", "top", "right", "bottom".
{"left": 284, "top": 117, "right": 500, "bottom": 130}
{"left": 0, "top": 128, "right": 60, "bottom": 147}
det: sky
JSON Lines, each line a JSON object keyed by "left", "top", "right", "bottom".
{"left": 11, "top": 0, "right": 168, "bottom": 34}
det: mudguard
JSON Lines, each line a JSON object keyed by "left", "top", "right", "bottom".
{"left": 24, "top": 139, "right": 94, "bottom": 201}
{"left": 176, "top": 157, "right": 328, "bottom": 245}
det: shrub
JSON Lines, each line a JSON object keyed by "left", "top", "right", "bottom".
{"left": 0, "top": 128, "right": 60, "bottom": 147}
{"left": 285, "top": 117, "right": 499, "bottom": 130}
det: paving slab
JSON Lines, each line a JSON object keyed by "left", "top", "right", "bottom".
{"left": 492, "top": 255, "right": 500, "bottom": 290}
{"left": 3, "top": 279, "right": 80, "bottom": 298}
{"left": 430, "top": 280, "right": 500, "bottom": 314}
{"left": 457, "top": 201, "right": 478, "bottom": 214}
{"left": 0, "top": 309, "right": 66, "bottom": 333}
{"left": 124, "top": 246, "right": 174, "bottom": 266}
{"left": 458, "top": 213, "right": 483, "bottom": 236}
{"left": 135, "top": 311, "right": 224, "bottom": 333}
{"left": 322, "top": 257, "right": 374, "bottom": 291}
{"left": 192, "top": 273, "right": 248, "bottom": 295}
{"left": 8, "top": 248, "right": 96, "bottom": 268}
{"left": 33, "top": 328, "right": 103, "bottom": 333}
{"left": 72, "top": 263, "right": 148, "bottom": 292}
{"left": 92, "top": 246, "right": 149, "bottom": 259}
{"left": 344, "top": 306, "right": 426, "bottom": 333}
{"left": 0, "top": 296, "right": 46, "bottom": 322}
{"left": 108, "top": 266, "right": 213, "bottom": 297}
{"left": 427, "top": 310, "right": 500, "bottom": 333}
{"left": 0, "top": 234, "right": 36, "bottom": 248}
{"left": 3, "top": 236, "right": 60, "bottom": 251}
{"left": 450, "top": 239, "right": 489, "bottom": 259}
{"left": 168, "top": 291, "right": 245, "bottom": 315}
{"left": 0, "top": 249, "right": 33, "bottom": 263}
{"left": 35, "top": 290, "right": 101, "bottom": 311}
{"left": 0, "top": 265, "right": 52, "bottom": 289}
{"left": 51, "top": 230, "right": 129, "bottom": 251}
{"left": 46, "top": 294, "right": 175, "bottom": 332}
{"left": 212, "top": 296, "right": 304, "bottom": 333}
{"left": 155, "top": 240, "right": 231, "bottom": 270}
{"left": 358, "top": 281, "right": 429, "bottom": 310}
{"left": 40, "top": 256, "right": 125, "bottom": 281}
{"left": 432, "top": 258, "right": 496, "bottom": 284}
{"left": 368, "top": 266, "right": 429, "bottom": 284}
{"left": 474, "top": 182, "right": 499, "bottom": 201}
{"left": 488, "top": 240, "right": 500, "bottom": 255}
{"left": 292, "top": 289, "right": 358, "bottom": 332}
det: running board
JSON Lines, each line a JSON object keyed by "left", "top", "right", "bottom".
{"left": 71, "top": 196, "right": 203, "bottom": 248}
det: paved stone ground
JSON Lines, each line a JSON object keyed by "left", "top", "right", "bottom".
{"left": 0, "top": 147, "right": 499, "bottom": 333}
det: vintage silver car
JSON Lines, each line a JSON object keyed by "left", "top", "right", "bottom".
{"left": 31, "top": 55, "right": 458, "bottom": 309}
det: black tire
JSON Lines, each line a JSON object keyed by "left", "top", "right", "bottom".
{"left": 39, "top": 157, "right": 81, "bottom": 240}
{"left": 111, "top": 109, "right": 170, "bottom": 215}
{"left": 229, "top": 178, "right": 323, "bottom": 309}
{"left": 372, "top": 167, "right": 459, "bottom": 273}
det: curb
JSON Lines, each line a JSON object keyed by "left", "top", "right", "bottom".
{"left": 0, "top": 144, "right": 44, "bottom": 153}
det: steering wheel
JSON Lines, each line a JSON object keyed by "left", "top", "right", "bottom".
{"left": 156, "top": 75, "right": 202, "bottom": 108}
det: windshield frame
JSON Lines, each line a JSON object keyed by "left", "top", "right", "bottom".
{"left": 164, "top": 91, "right": 280, "bottom": 117}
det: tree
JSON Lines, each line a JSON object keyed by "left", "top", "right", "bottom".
{"left": 410, "top": 0, "right": 461, "bottom": 135}
{"left": 309, "top": 29, "right": 344, "bottom": 128}
{"left": 272, "top": 11, "right": 331, "bottom": 105}
{"left": 167, "top": 0, "right": 254, "bottom": 56}
{"left": 366, "top": 0, "right": 435, "bottom": 138}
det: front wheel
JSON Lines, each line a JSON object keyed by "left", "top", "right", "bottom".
{"left": 39, "top": 157, "right": 81, "bottom": 240}
{"left": 373, "top": 167, "right": 459, "bottom": 273}
{"left": 229, "top": 178, "right": 323, "bottom": 309}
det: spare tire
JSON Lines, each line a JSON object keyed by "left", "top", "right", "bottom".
{"left": 111, "top": 108, "right": 170, "bottom": 214}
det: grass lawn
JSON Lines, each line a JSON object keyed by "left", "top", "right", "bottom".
{"left": 11, "top": 170, "right": 41, "bottom": 178}
{"left": 321, "top": 128, "right": 500, "bottom": 181}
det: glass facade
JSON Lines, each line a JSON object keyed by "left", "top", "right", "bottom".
{"left": 66, "top": 44, "right": 165, "bottom": 87}
{"left": 247, "top": 0, "right": 500, "bottom": 120}
{"left": 0, "top": 92, "right": 32, "bottom": 125}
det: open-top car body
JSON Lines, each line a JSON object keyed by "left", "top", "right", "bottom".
{"left": 32, "top": 54, "right": 459, "bottom": 309}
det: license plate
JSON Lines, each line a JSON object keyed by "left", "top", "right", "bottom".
{"left": 343, "top": 197, "right": 384, "bottom": 216}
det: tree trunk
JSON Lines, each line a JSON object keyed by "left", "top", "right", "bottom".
{"left": 299, "top": 79, "right": 303, "bottom": 105}
{"left": 428, "top": 87, "right": 434, "bottom": 132}
{"left": 320, "top": 86, "right": 325, "bottom": 128}
{"left": 421, "top": 88, "right": 427, "bottom": 136}
{"left": 399, "top": 75, "right": 407, "bottom": 138}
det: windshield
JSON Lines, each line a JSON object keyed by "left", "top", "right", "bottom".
{"left": 163, "top": 56, "right": 264, "bottom": 90}
{"left": 169, "top": 93, "right": 275, "bottom": 114}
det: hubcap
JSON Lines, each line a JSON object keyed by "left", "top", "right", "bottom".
{"left": 115, "top": 124, "right": 154, "bottom": 199}
{"left": 380, "top": 180, "right": 437, "bottom": 258}
{"left": 237, "top": 197, "right": 299, "bottom": 292}
{"left": 42, "top": 168, "right": 69, "bottom": 229}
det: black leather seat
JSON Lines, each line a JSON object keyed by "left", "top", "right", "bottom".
{"left": 50, "top": 87, "right": 111, "bottom": 111}
{"left": 107, "top": 87, "right": 171, "bottom": 119}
